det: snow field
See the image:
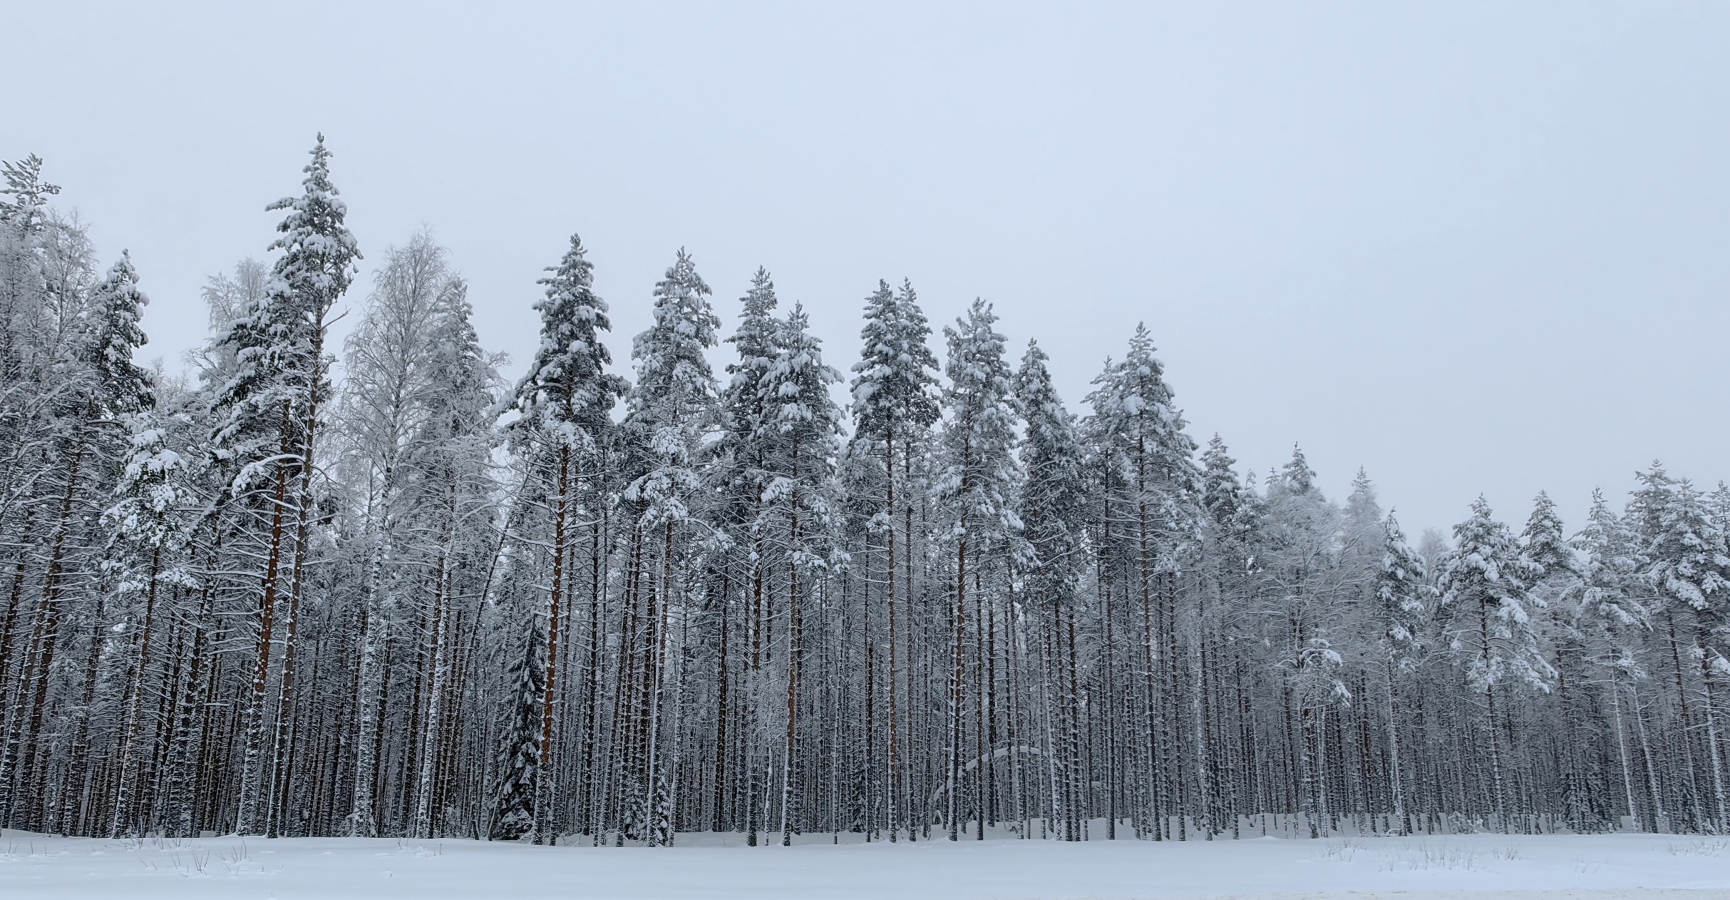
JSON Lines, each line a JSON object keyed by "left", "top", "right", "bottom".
{"left": 2, "top": 829, "right": 1727, "bottom": 900}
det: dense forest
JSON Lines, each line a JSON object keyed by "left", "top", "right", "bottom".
{"left": 1, "top": 139, "right": 1726, "bottom": 847}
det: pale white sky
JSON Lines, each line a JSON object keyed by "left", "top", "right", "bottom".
{"left": 6, "top": 1, "right": 1727, "bottom": 535}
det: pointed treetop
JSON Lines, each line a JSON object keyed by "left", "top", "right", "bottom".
{"left": 1374, "top": 508, "right": 1431, "bottom": 663}
{"left": 1639, "top": 476, "right": 1728, "bottom": 615}
{"left": 726, "top": 267, "right": 780, "bottom": 383}
{"left": 766, "top": 301, "right": 842, "bottom": 439}
{"left": 939, "top": 298, "right": 1022, "bottom": 535}
{"left": 1346, "top": 467, "right": 1381, "bottom": 526}
{"left": 512, "top": 233, "right": 621, "bottom": 446}
{"left": 852, "top": 277, "right": 940, "bottom": 439}
{"left": 1016, "top": 336, "right": 1089, "bottom": 596}
{"left": 1084, "top": 324, "right": 1198, "bottom": 510}
{"left": 715, "top": 267, "right": 784, "bottom": 472}
{"left": 1521, "top": 491, "right": 1573, "bottom": 579}
{"left": 1015, "top": 338, "right": 1071, "bottom": 438}
{"left": 628, "top": 246, "right": 720, "bottom": 436}
{"left": 1565, "top": 487, "right": 1648, "bottom": 632}
{"left": 1200, "top": 434, "right": 1244, "bottom": 526}
{"left": 265, "top": 134, "right": 361, "bottom": 319}
{"left": 1281, "top": 444, "right": 1316, "bottom": 494}
{"left": 89, "top": 250, "right": 155, "bottom": 414}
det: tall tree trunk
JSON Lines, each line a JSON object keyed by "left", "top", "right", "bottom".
{"left": 109, "top": 545, "right": 162, "bottom": 836}
{"left": 947, "top": 498, "right": 967, "bottom": 842}
{"left": 781, "top": 441, "right": 804, "bottom": 847}
{"left": 237, "top": 418, "right": 294, "bottom": 835}
{"left": 534, "top": 444, "right": 571, "bottom": 845}
{"left": 885, "top": 432, "right": 901, "bottom": 842}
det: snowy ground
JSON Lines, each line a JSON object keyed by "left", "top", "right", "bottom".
{"left": 2, "top": 828, "right": 1727, "bottom": 899}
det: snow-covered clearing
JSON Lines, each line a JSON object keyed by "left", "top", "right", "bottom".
{"left": 2, "top": 829, "right": 1727, "bottom": 900}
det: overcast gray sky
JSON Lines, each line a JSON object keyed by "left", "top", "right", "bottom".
{"left": 6, "top": 1, "right": 1727, "bottom": 536}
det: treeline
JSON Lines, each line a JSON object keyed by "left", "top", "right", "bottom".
{"left": 1, "top": 140, "right": 1726, "bottom": 846}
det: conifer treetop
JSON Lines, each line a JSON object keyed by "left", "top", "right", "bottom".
{"left": 938, "top": 298, "right": 1022, "bottom": 537}
{"left": 1521, "top": 491, "right": 1574, "bottom": 579}
{"left": 720, "top": 266, "right": 780, "bottom": 443}
{"left": 88, "top": 250, "right": 154, "bottom": 416}
{"left": 266, "top": 134, "right": 360, "bottom": 316}
{"left": 1374, "top": 510, "right": 1430, "bottom": 664}
{"left": 629, "top": 247, "right": 719, "bottom": 430}
{"left": 1439, "top": 496, "right": 1555, "bottom": 694}
{"left": 852, "top": 278, "right": 939, "bottom": 440}
{"left": 512, "top": 233, "right": 622, "bottom": 447}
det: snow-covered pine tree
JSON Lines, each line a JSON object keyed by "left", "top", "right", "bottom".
{"left": 40, "top": 251, "right": 156, "bottom": 834}
{"left": 1013, "top": 340, "right": 1089, "bottom": 841}
{"left": 1372, "top": 512, "right": 1429, "bottom": 676}
{"left": 1255, "top": 446, "right": 1351, "bottom": 838}
{"left": 1083, "top": 323, "right": 1202, "bottom": 839}
{"left": 270, "top": 135, "right": 361, "bottom": 836}
{"left": 101, "top": 411, "right": 193, "bottom": 834}
{"left": 507, "top": 233, "right": 624, "bottom": 845}
{"left": 1522, "top": 492, "right": 1574, "bottom": 583}
{"left": 747, "top": 302, "right": 844, "bottom": 845}
{"left": 1516, "top": 491, "right": 1598, "bottom": 829}
{"left": 1369, "top": 511, "right": 1428, "bottom": 833}
{"left": 84, "top": 254, "right": 185, "bottom": 839}
{"left": 937, "top": 299, "right": 1021, "bottom": 841}
{"left": 85, "top": 253, "right": 154, "bottom": 417}
{"left": 1628, "top": 467, "right": 1729, "bottom": 832}
{"left": 1563, "top": 490, "right": 1650, "bottom": 830}
{"left": 206, "top": 135, "right": 358, "bottom": 835}
{"left": 1437, "top": 497, "right": 1552, "bottom": 831}
{"left": 621, "top": 248, "right": 720, "bottom": 846}
{"left": 1199, "top": 434, "right": 1261, "bottom": 633}
{"left": 714, "top": 267, "right": 780, "bottom": 844}
{"left": 848, "top": 278, "right": 940, "bottom": 842}
{"left": 1341, "top": 470, "right": 1384, "bottom": 581}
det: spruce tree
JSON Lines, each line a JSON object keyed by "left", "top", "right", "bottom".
{"left": 102, "top": 417, "right": 193, "bottom": 837}
{"left": 86, "top": 253, "right": 161, "bottom": 838}
{"left": 491, "top": 620, "right": 545, "bottom": 841}
{"left": 1522, "top": 491, "right": 1574, "bottom": 580}
{"left": 86, "top": 252, "right": 154, "bottom": 417}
